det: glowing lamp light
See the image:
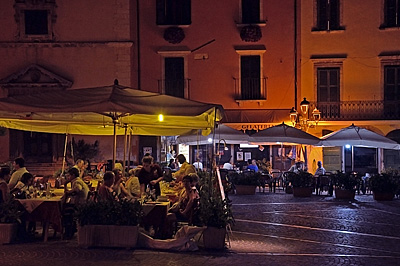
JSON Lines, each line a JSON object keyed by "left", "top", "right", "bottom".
{"left": 207, "top": 138, "right": 213, "bottom": 143}
{"left": 158, "top": 114, "right": 164, "bottom": 122}
{"left": 345, "top": 144, "right": 351, "bottom": 149}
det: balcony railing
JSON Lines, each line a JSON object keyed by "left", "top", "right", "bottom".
{"left": 233, "top": 77, "right": 267, "bottom": 100}
{"left": 310, "top": 100, "right": 400, "bottom": 120}
{"left": 158, "top": 79, "right": 191, "bottom": 98}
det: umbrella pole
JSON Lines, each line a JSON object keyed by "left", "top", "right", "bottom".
{"left": 123, "top": 124, "right": 128, "bottom": 175}
{"left": 113, "top": 119, "right": 117, "bottom": 170}
{"left": 61, "top": 133, "right": 68, "bottom": 175}
{"left": 351, "top": 146, "right": 354, "bottom": 172}
{"left": 128, "top": 131, "right": 132, "bottom": 172}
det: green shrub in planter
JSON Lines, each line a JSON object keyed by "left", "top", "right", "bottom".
{"left": 287, "top": 170, "right": 314, "bottom": 188}
{"left": 369, "top": 173, "right": 399, "bottom": 194}
{"left": 332, "top": 171, "right": 358, "bottom": 190}
{"left": 76, "top": 198, "right": 143, "bottom": 226}
{"left": 198, "top": 171, "right": 234, "bottom": 229}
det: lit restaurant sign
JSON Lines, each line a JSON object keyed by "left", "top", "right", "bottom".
{"left": 239, "top": 124, "right": 271, "bottom": 132}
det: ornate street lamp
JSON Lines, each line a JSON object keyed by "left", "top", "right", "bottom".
{"left": 290, "top": 97, "right": 321, "bottom": 131}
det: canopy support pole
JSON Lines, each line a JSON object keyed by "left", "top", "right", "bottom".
{"left": 61, "top": 133, "right": 68, "bottom": 175}
{"left": 128, "top": 130, "right": 132, "bottom": 172}
{"left": 113, "top": 117, "right": 117, "bottom": 170}
{"left": 123, "top": 124, "right": 128, "bottom": 175}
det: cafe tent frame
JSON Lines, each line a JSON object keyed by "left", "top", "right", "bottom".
{"left": 0, "top": 84, "right": 224, "bottom": 167}
{"left": 176, "top": 124, "right": 250, "bottom": 145}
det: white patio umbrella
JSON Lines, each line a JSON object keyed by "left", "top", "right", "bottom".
{"left": 249, "top": 122, "right": 321, "bottom": 145}
{"left": 320, "top": 124, "right": 400, "bottom": 150}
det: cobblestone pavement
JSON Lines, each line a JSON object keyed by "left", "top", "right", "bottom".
{"left": 1, "top": 192, "right": 399, "bottom": 266}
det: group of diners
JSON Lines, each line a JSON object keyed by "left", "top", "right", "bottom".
{"left": 1, "top": 153, "right": 201, "bottom": 240}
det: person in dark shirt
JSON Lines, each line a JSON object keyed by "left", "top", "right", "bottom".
{"left": 138, "top": 155, "right": 163, "bottom": 197}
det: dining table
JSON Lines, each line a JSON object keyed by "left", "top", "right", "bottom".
{"left": 17, "top": 195, "right": 63, "bottom": 242}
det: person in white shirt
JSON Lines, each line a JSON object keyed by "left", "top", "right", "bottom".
{"left": 314, "top": 161, "right": 326, "bottom": 176}
{"left": 223, "top": 161, "right": 234, "bottom": 170}
{"left": 193, "top": 158, "right": 203, "bottom": 170}
{"left": 8, "top": 157, "right": 28, "bottom": 190}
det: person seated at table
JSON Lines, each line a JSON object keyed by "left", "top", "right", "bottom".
{"left": 138, "top": 155, "right": 163, "bottom": 197}
{"left": 168, "top": 173, "right": 200, "bottom": 225}
{"left": 168, "top": 158, "right": 178, "bottom": 170}
{"left": 125, "top": 167, "right": 141, "bottom": 198}
{"left": 247, "top": 159, "right": 259, "bottom": 172}
{"left": 64, "top": 167, "right": 89, "bottom": 206}
{"left": 11, "top": 172, "right": 34, "bottom": 199}
{"left": 314, "top": 161, "right": 326, "bottom": 176}
{"left": 0, "top": 166, "right": 11, "bottom": 203}
{"left": 172, "top": 154, "right": 196, "bottom": 184}
{"left": 288, "top": 161, "right": 303, "bottom": 173}
{"left": 62, "top": 167, "right": 89, "bottom": 239}
{"left": 98, "top": 171, "right": 118, "bottom": 201}
{"left": 8, "top": 157, "right": 29, "bottom": 190}
{"left": 112, "top": 168, "right": 129, "bottom": 199}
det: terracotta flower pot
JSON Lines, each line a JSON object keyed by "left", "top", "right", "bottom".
{"left": 0, "top": 223, "right": 17, "bottom": 244}
{"left": 373, "top": 192, "right": 395, "bottom": 201}
{"left": 235, "top": 185, "right": 256, "bottom": 195}
{"left": 292, "top": 187, "right": 313, "bottom": 197}
{"left": 78, "top": 225, "right": 138, "bottom": 248}
{"left": 203, "top": 226, "right": 226, "bottom": 250}
{"left": 334, "top": 188, "right": 355, "bottom": 200}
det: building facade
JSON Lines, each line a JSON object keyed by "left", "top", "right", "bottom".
{"left": 1, "top": 0, "right": 399, "bottom": 174}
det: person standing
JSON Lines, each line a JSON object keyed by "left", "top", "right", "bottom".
{"left": 8, "top": 157, "right": 28, "bottom": 190}
{"left": 138, "top": 155, "right": 163, "bottom": 197}
{"left": 314, "top": 161, "right": 326, "bottom": 176}
{"left": 193, "top": 157, "right": 203, "bottom": 171}
{"left": 172, "top": 154, "right": 196, "bottom": 183}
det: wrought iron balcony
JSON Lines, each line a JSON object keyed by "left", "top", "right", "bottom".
{"left": 310, "top": 100, "right": 400, "bottom": 120}
{"left": 233, "top": 77, "right": 267, "bottom": 100}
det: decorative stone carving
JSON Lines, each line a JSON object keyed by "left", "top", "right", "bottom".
{"left": 0, "top": 64, "right": 72, "bottom": 96}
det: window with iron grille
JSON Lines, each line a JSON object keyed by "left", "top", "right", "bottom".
{"left": 241, "top": 55, "right": 261, "bottom": 100}
{"left": 383, "top": 0, "right": 400, "bottom": 27}
{"left": 14, "top": 1, "right": 57, "bottom": 41}
{"left": 384, "top": 65, "right": 400, "bottom": 100}
{"left": 315, "top": 0, "right": 341, "bottom": 31}
{"left": 164, "top": 57, "right": 185, "bottom": 98}
{"left": 24, "top": 10, "right": 49, "bottom": 35}
{"left": 317, "top": 67, "right": 340, "bottom": 118}
{"left": 156, "top": 0, "right": 191, "bottom": 25}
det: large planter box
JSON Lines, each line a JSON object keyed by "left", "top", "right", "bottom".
{"left": 203, "top": 226, "right": 226, "bottom": 250}
{"left": 0, "top": 223, "right": 17, "bottom": 244}
{"left": 373, "top": 192, "right": 395, "bottom": 201}
{"left": 335, "top": 189, "right": 355, "bottom": 200}
{"left": 292, "top": 187, "right": 313, "bottom": 197}
{"left": 235, "top": 185, "right": 256, "bottom": 195}
{"left": 78, "top": 225, "right": 138, "bottom": 248}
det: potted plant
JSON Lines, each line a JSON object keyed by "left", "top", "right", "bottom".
{"left": 198, "top": 171, "right": 234, "bottom": 249}
{"left": 369, "top": 172, "right": 400, "bottom": 201}
{"left": 76, "top": 198, "right": 143, "bottom": 248}
{"left": 232, "top": 171, "right": 261, "bottom": 195}
{"left": 332, "top": 171, "right": 358, "bottom": 200}
{"left": 288, "top": 170, "right": 315, "bottom": 197}
{"left": 0, "top": 199, "right": 24, "bottom": 244}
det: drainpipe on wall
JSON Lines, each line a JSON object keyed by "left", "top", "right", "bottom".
{"left": 294, "top": 0, "right": 298, "bottom": 108}
{"left": 136, "top": 0, "right": 141, "bottom": 90}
